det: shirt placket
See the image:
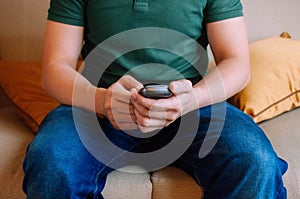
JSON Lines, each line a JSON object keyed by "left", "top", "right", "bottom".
{"left": 134, "top": 0, "right": 149, "bottom": 11}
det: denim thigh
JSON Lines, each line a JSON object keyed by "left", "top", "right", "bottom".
{"left": 172, "top": 102, "right": 288, "bottom": 199}
{"left": 22, "top": 105, "right": 141, "bottom": 199}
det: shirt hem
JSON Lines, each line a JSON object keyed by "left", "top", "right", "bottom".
{"left": 205, "top": 10, "right": 243, "bottom": 23}
{"left": 47, "top": 15, "right": 84, "bottom": 27}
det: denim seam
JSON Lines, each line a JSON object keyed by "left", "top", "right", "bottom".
{"left": 274, "top": 182, "right": 285, "bottom": 199}
{"left": 93, "top": 145, "right": 137, "bottom": 195}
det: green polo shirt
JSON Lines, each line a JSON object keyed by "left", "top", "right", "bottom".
{"left": 48, "top": 0, "right": 243, "bottom": 87}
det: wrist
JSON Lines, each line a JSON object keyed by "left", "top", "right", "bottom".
{"left": 95, "top": 87, "right": 107, "bottom": 118}
{"left": 192, "top": 83, "right": 210, "bottom": 109}
{"left": 192, "top": 86, "right": 202, "bottom": 108}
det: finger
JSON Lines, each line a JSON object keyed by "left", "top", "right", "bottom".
{"left": 106, "top": 83, "right": 130, "bottom": 105}
{"left": 110, "top": 76, "right": 143, "bottom": 103}
{"left": 131, "top": 97, "right": 149, "bottom": 117}
{"left": 112, "top": 121, "right": 139, "bottom": 131}
{"left": 134, "top": 109, "right": 168, "bottom": 128}
{"left": 110, "top": 99, "right": 133, "bottom": 114}
{"left": 138, "top": 126, "right": 163, "bottom": 133}
{"left": 169, "top": 79, "right": 193, "bottom": 95}
{"left": 109, "top": 102, "right": 137, "bottom": 123}
{"left": 139, "top": 96, "right": 181, "bottom": 112}
{"left": 109, "top": 112, "right": 138, "bottom": 130}
{"left": 118, "top": 108, "right": 137, "bottom": 124}
{"left": 119, "top": 75, "right": 143, "bottom": 91}
{"left": 111, "top": 112, "right": 136, "bottom": 122}
{"left": 137, "top": 116, "right": 177, "bottom": 133}
{"left": 107, "top": 102, "right": 135, "bottom": 122}
{"left": 132, "top": 99, "right": 179, "bottom": 121}
{"left": 112, "top": 82, "right": 131, "bottom": 103}
{"left": 131, "top": 95, "right": 181, "bottom": 122}
{"left": 116, "top": 121, "right": 139, "bottom": 130}
{"left": 128, "top": 104, "right": 136, "bottom": 115}
{"left": 131, "top": 91, "right": 169, "bottom": 110}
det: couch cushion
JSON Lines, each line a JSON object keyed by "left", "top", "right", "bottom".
{"left": 229, "top": 36, "right": 300, "bottom": 123}
{"left": 0, "top": 107, "right": 35, "bottom": 199}
{"left": 0, "top": 87, "right": 13, "bottom": 108}
{"left": 151, "top": 167, "right": 204, "bottom": 199}
{"left": 0, "top": 60, "right": 60, "bottom": 133}
{"left": 103, "top": 168, "right": 152, "bottom": 199}
{"left": 259, "top": 108, "right": 300, "bottom": 199}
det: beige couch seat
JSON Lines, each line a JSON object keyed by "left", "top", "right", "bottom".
{"left": 259, "top": 108, "right": 300, "bottom": 199}
{"left": 0, "top": 89, "right": 34, "bottom": 199}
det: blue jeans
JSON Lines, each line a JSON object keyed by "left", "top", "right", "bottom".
{"left": 23, "top": 102, "right": 288, "bottom": 199}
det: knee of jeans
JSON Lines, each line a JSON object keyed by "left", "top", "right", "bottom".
{"left": 23, "top": 133, "right": 111, "bottom": 198}
{"left": 233, "top": 146, "right": 280, "bottom": 178}
{"left": 24, "top": 133, "right": 86, "bottom": 178}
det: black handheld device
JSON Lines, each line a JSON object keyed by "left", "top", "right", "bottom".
{"left": 139, "top": 84, "right": 173, "bottom": 99}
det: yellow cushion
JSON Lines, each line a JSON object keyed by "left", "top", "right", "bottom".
{"left": 229, "top": 36, "right": 300, "bottom": 123}
{"left": 0, "top": 60, "right": 60, "bottom": 132}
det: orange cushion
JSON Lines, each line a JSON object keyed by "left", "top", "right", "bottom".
{"left": 0, "top": 60, "right": 60, "bottom": 132}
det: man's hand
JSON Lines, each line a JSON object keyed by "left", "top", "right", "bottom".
{"left": 102, "top": 75, "right": 143, "bottom": 130}
{"left": 131, "top": 79, "right": 199, "bottom": 133}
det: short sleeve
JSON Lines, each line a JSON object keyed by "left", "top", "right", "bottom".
{"left": 205, "top": 0, "right": 243, "bottom": 23}
{"left": 48, "top": 0, "right": 86, "bottom": 26}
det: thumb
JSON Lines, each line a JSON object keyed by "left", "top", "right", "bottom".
{"left": 119, "top": 75, "right": 143, "bottom": 90}
{"left": 169, "top": 79, "right": 193, "bottom": 95}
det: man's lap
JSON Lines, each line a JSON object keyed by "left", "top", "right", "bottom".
{"left": 23, "top": 102, "right": 287, "bottom": 198}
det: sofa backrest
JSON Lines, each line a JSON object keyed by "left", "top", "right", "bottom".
{"left": 0, "top": 0, "right": 49, "bottom": 62}
{"left": 243, "top": 0, "right": 300, "bottom": 42}
{"left": 0, "top": 0, "right": 299, "bottom": 62}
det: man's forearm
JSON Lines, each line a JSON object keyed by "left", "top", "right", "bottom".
{"left": 193, "top": 57, "right": 250, "bottom": 108}
{"left": 41, "top": 62, "right": 107, "bottom": 116}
